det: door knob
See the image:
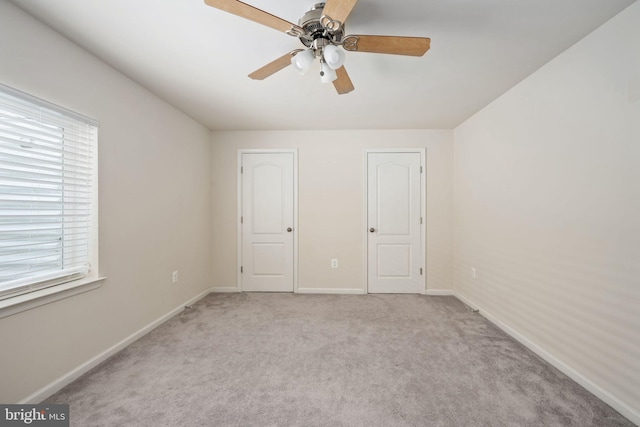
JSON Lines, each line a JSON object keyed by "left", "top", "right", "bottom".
{"left": 369, "top": 228, "right": 375, "bottom": 232}
{"left": 287, "top": 227, "right": 293, "bottom": 232}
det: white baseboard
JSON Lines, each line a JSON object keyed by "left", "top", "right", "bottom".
{"left": 453, "top": 291, "right": 480, "bottom": 311}
{"left": 453, "top": 291, "right": 639, "bottom": 426}
{"left": 425, "top": 289, "right": 455, "bottom": 296}
{"left": 296, "top": 288, "right": 366, "bottom": 295}
{"left": 209, "top": 286, "right": 240, "bottom": 293}
{"left": 20, "top": 287, "right": 213, "bottom": 404}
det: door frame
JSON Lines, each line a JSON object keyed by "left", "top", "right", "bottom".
{"left": 237, "top": 149, "right": 299, "bottom": 292}
{"left": 363, "top": 149, "right": 426, "bottom": 294}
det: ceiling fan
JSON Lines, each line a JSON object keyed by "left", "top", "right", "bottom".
{"left": 203, "top": 0, "right": 431, "bottom": 94}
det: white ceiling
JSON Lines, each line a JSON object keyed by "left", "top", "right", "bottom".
{"left": 10, "top": 0, "right": 636, "bottom": 130}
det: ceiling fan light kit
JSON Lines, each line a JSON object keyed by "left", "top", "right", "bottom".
{"left": 203, "top": 0, "right": 431, "bottom": 94}
{"left": 320, "top": 60, "right": 338, "bottom": 83}
{"left": 323, "top": 44, "right": 346, "bottom": 70}
{"left": 292, "top": 48, "right": 315, "bottom": 75}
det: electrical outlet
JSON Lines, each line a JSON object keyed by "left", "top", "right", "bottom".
{"left": 172, "top": 270, "right": 179, "bottom": 283}
{"left": 331, "top": 259, "right": 338, "bottom": 269}
{"left": 471, "top": 267, "right": 476, "bottom": 280}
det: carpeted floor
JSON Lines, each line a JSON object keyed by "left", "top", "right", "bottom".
{"left": 45, "top": 293, "right": 633, "bottom": 426}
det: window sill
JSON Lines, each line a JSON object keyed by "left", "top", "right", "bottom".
{"left": 0, "top": 276, "right": 106, "bottom": 319}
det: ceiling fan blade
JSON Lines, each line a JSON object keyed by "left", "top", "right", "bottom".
{"left": 249, "top": 51, "right": 299, "bottom": 80}
{"left": 322, "top": 0, "right": 358, "bottom": 25}
{"left": 204, "top": 0, "right": 296, "bottom": 34}
{"left": 333, "top": 66, "right": 355, "bottom": 95}
{"left": 343, "top": 35, "right": 431, "bottom": 56}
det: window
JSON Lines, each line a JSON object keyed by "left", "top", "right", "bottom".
{"left": 0, "top": 84, "right": 98, "bottom": 303}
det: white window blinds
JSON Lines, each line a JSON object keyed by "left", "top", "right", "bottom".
{"left": 0, "top": 84, "right": 98, "bottom": 300}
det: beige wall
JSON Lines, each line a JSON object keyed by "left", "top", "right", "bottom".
{"left": 454, "top": 2, "right": 640, "bottom": 422}
{"left": 0, "top": 2, "right": 212, "bottom": 403}
{"left": 211, "top": 130, "right": 453, "bottom": 293}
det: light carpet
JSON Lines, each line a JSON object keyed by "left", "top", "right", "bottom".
{"left": 45, "top": 293, "right": 634, "bottom": 426}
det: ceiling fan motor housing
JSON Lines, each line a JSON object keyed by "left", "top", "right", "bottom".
{"left": 297, "top": 2, "right": 344, "bottom": 50}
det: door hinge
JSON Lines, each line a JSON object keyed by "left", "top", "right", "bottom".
{"left": 420, "top": 268, "right": 423, "bottom": 275}
{"left": 241, "top": 266, "right": 243, "bottom": 274}
{"left": 420, "top": 166, "right": 423, "bottom": 173}
{"left": 241, "top": 216, "right": 243, "bottom": 224}
{"left": 420, "top": 217, "right": 423, "bottom": 225}
{"left": 241, "top": 166, "right": 243, "bottom": 174}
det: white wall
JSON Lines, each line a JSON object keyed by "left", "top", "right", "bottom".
{"left": 211, "top": 130, "right": 453, "bottom": 294}
{"left": 0, "top": 1, "right": 212, "bottom": 403}
{"left": 454, "top": 2, "right": 640, "bottom": 422}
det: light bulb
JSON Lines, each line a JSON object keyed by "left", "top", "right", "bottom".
{"left": 291, "top": 49, "right": 315, "bottom": 75}
{"left": 323, "top": 44, "right": 346, "bottom": 70}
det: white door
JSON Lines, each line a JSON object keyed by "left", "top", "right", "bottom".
{"left": 241, "top": 153, "right": 295, "bottom": 292}
{"left": 367, "top": 152, "right": 423, "bottom": 293}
